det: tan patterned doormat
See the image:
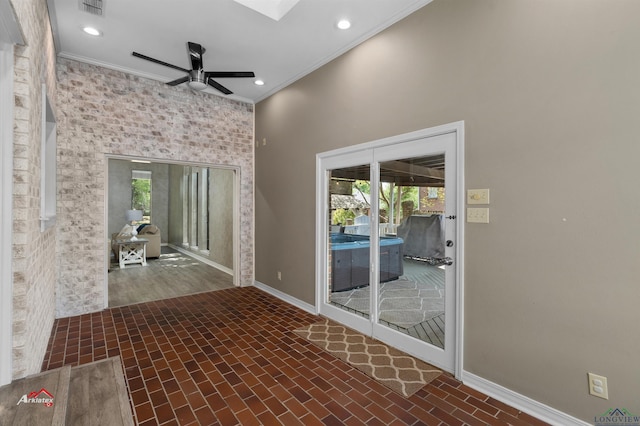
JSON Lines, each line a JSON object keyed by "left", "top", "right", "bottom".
{"left": 293, "top": 319, "right": 441, "bottom": 397}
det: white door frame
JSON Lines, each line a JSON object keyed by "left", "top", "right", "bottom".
{"left": 315, "top": 121, "right": 465, "bottom": 377}
{"left": 103, "top": 156, "right": 242, "bottom": 308}
{"left": 0, "top": 0, "right": 24, "bottom": 386}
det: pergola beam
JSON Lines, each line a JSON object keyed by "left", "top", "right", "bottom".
{"left": 381, "top": 160, "right": 444, "bottom": 181}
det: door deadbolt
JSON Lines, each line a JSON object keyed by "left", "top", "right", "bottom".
{"left": 446, "top": 240, "right": 454, "bottom": 247}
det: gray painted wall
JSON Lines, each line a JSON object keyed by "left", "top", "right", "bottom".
{"left": 108, "top": 159, "right": 169, "bottom": 242}
{"left": 255, "top": 0, "right": 640, "bottom": 421}
{"left": 208, "top": 168, "right": 234, "bottom": 269}
{"left": 165, "top": 164, "right": 234, "bottom": 270}
{"left": 168, "top": 164, "right": 185, "bottom": 246}
{"left": 109, "top": 160, "right": 234, "bottom": 270}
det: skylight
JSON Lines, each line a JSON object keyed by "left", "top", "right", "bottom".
{"left": 232, "top": 0, "right": 300, "bottom": 21}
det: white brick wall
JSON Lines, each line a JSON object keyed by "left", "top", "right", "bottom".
{"left": 10, "top": 0, "right": 58, "bottom": 379}
{"left": 55, "top": 59, "right": 255, "bottom": 317}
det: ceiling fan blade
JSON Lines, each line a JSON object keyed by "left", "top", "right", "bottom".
{"left": 207, "top": 79, "right": 233, "bottom": 95}
{"left": 205, "top": 71, "right": 255, "bottom": 78}
{"left": 132, "top": 52, "right": 189, "bottom": 73}
{"left": 188, "top": 42, "right": 204, "bottom": 71}
{"left": 167, "top": 76, "right": 189, "bottom": 86}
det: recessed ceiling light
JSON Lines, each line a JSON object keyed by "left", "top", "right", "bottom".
{"left": 82, "top": 26, "right": 101, "bottom": 36}
{"left": 254, "top": 79, "right": 265, "bottom": 86}
{"left": 337, "top": 19, "right": 351, "bottom": 30}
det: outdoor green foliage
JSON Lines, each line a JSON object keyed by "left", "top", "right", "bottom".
{"left": 353, "top": 180, "right": 370, "bottom": 204}
{"left": 132, "top": 178, "right": 151, "bottom": 216}
{"left": 332, "top": 208, "right": 355, "bottom": 225}
{"left": 353, "top": 180, "right": 419, "bottom": 224}
{"left": 379, "top": 184, "right": 418, "bottom": 224}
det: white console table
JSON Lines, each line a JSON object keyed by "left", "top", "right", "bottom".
{"left": 114, "top": 238, "right": 149, "bottom": 269}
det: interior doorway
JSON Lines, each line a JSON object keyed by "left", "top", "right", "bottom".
{"left": 316, "top": 123, "right": 464, "bottom": 374}
{"left": 105, "top": 156, "right": 240, "bottom": 307}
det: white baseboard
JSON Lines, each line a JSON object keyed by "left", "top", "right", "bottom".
{"left": 250, "top": 279, "right": 584, "bottom": 425}
{"left": 461, "top": 371, "right": 589, "bottom": 426}
{"left": 167, "top": 244, "right": 233, "bottom": 276}
{"left": 251, "top": 280, "right": 317, "bottom": 315}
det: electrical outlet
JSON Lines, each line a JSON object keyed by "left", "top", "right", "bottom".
{"left": 467, "top": 207, "right": 489, "bottom": 223}
{"left": 277, "top": 271, "right": 282, "bottom": 281}
{"left": 588, "top": 373, "right": 609, "bottom": 399}
{"left": 467, "top": 189, "right": 490, "bottom": 205}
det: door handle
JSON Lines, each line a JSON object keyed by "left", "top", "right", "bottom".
{"left": 432, "top": 257, "right": 453, "bottom": 266}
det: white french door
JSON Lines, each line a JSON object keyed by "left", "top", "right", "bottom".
{"left": 316, "top": 123, "right": 464, "bottom": 373}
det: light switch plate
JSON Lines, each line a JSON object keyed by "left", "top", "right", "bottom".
{"left": 467, "top": 189, "right": 490, "bottom": 205}
{"left": 588, "top": 373, "right": 609, "bottom": 399}
{"left": 467, "top": 208, "right": 489, "bottom": 223}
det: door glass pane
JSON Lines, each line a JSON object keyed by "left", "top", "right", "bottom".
{"left": 327, "top": 165, "right": 371, "bottom": 319}
{"left": 378, "top": 154, "right": 447, "bottom": 349}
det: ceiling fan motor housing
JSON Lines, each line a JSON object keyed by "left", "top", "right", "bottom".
{"left": 188, "top": 69, "right": 208, "bottom": 90}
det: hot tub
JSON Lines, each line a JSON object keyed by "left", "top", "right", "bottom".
{"left": 330, "top": 234, "right": 404, "bottom": 292}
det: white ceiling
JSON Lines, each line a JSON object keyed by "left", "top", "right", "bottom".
{"left": 47, "top": 0, "right": 432, "bottom": 103}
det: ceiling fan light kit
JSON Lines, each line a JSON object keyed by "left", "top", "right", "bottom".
{"left": 187, "top": 70, "right": 208, "bottom": 91}
{"left": 132, "top": 41, "right": 255, "bottom": 95}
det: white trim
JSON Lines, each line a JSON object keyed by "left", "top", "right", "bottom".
{"left": 0, "top": 39, "right": 14, "bottom": 386}
{"left": 317, "top": 121, "right": 464, "bottom": 159}
{"left": 314, "top": 154, "right": 323, "bottom": 315}
{"left": 315, "top": 121, "right": 465, "bottom": 376}
{"left": 55, "top": 1, "right": 435, "bottom": 104}
{"left": 58, "top": 52, "right": 254, "bottom": 105}
{"left": 454, "top": 122, "right": 465, "bottom": 379}
{"left": 103, "top": 156, "right": 110, "bottom": 309}
{"left": 250, "top": 106, "right": 255, "bottom": 288}
{"left": 40, "top": 84, "right": 57, "bottom": 231}
{"left": 104, "top": 154, "right": 243, "bottom": 305}
{"left": 0, "top": 0, "right": 21, "bottom": 384}
{"left": 461, "top": 371, "right": 590, "bottom": 426}
{"left": 252, "top": 280, "right": 317, "bottom": 315}
{"left": 233, "top": 166, "right": 241, "bottom": 286}
{"left": 0, "top": 0, "right": 20, "bottom": 381}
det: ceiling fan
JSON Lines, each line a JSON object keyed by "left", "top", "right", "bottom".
{"left": 132, "top": 42, "right": 255, "bottom": 95}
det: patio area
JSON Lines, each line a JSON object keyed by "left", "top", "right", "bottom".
{"left": 330, "top": 257, "right": 446, "bottom": 348}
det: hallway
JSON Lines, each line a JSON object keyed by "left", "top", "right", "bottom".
{"left": 42, "top": 287, "right": 546, "bottom": 425}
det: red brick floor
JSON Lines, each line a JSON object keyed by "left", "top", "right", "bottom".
{"left": 42, "top": 287, "right": 548, "bottom": 425}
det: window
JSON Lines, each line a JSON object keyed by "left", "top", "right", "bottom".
{"left": 40, "top": 85, "right": 56, "bottom": 231}
{"left": 183, "top": 165, "right": 212, "bottom": 253}
{"left": 131, "top": 170, "right": 151, "bottom": 223}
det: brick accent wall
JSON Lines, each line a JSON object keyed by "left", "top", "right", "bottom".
{"left": 10, "top": 0, "right": 58, "bottom": 379}
{"left": 55, "top": 58, "right": 255, "bottom": 317}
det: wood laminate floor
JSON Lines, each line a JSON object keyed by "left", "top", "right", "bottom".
{"left": 108, "top": 246, "right": 234, "bottom": 308}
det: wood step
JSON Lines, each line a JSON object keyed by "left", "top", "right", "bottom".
{"left": 0, "top": 365, "right": 70, "bottom": 426}
{"left": 65, "top": 357, "right": 134, "bottom": 426}
{"left": 0, "top": 356, "right": 133, "bottom": 426}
